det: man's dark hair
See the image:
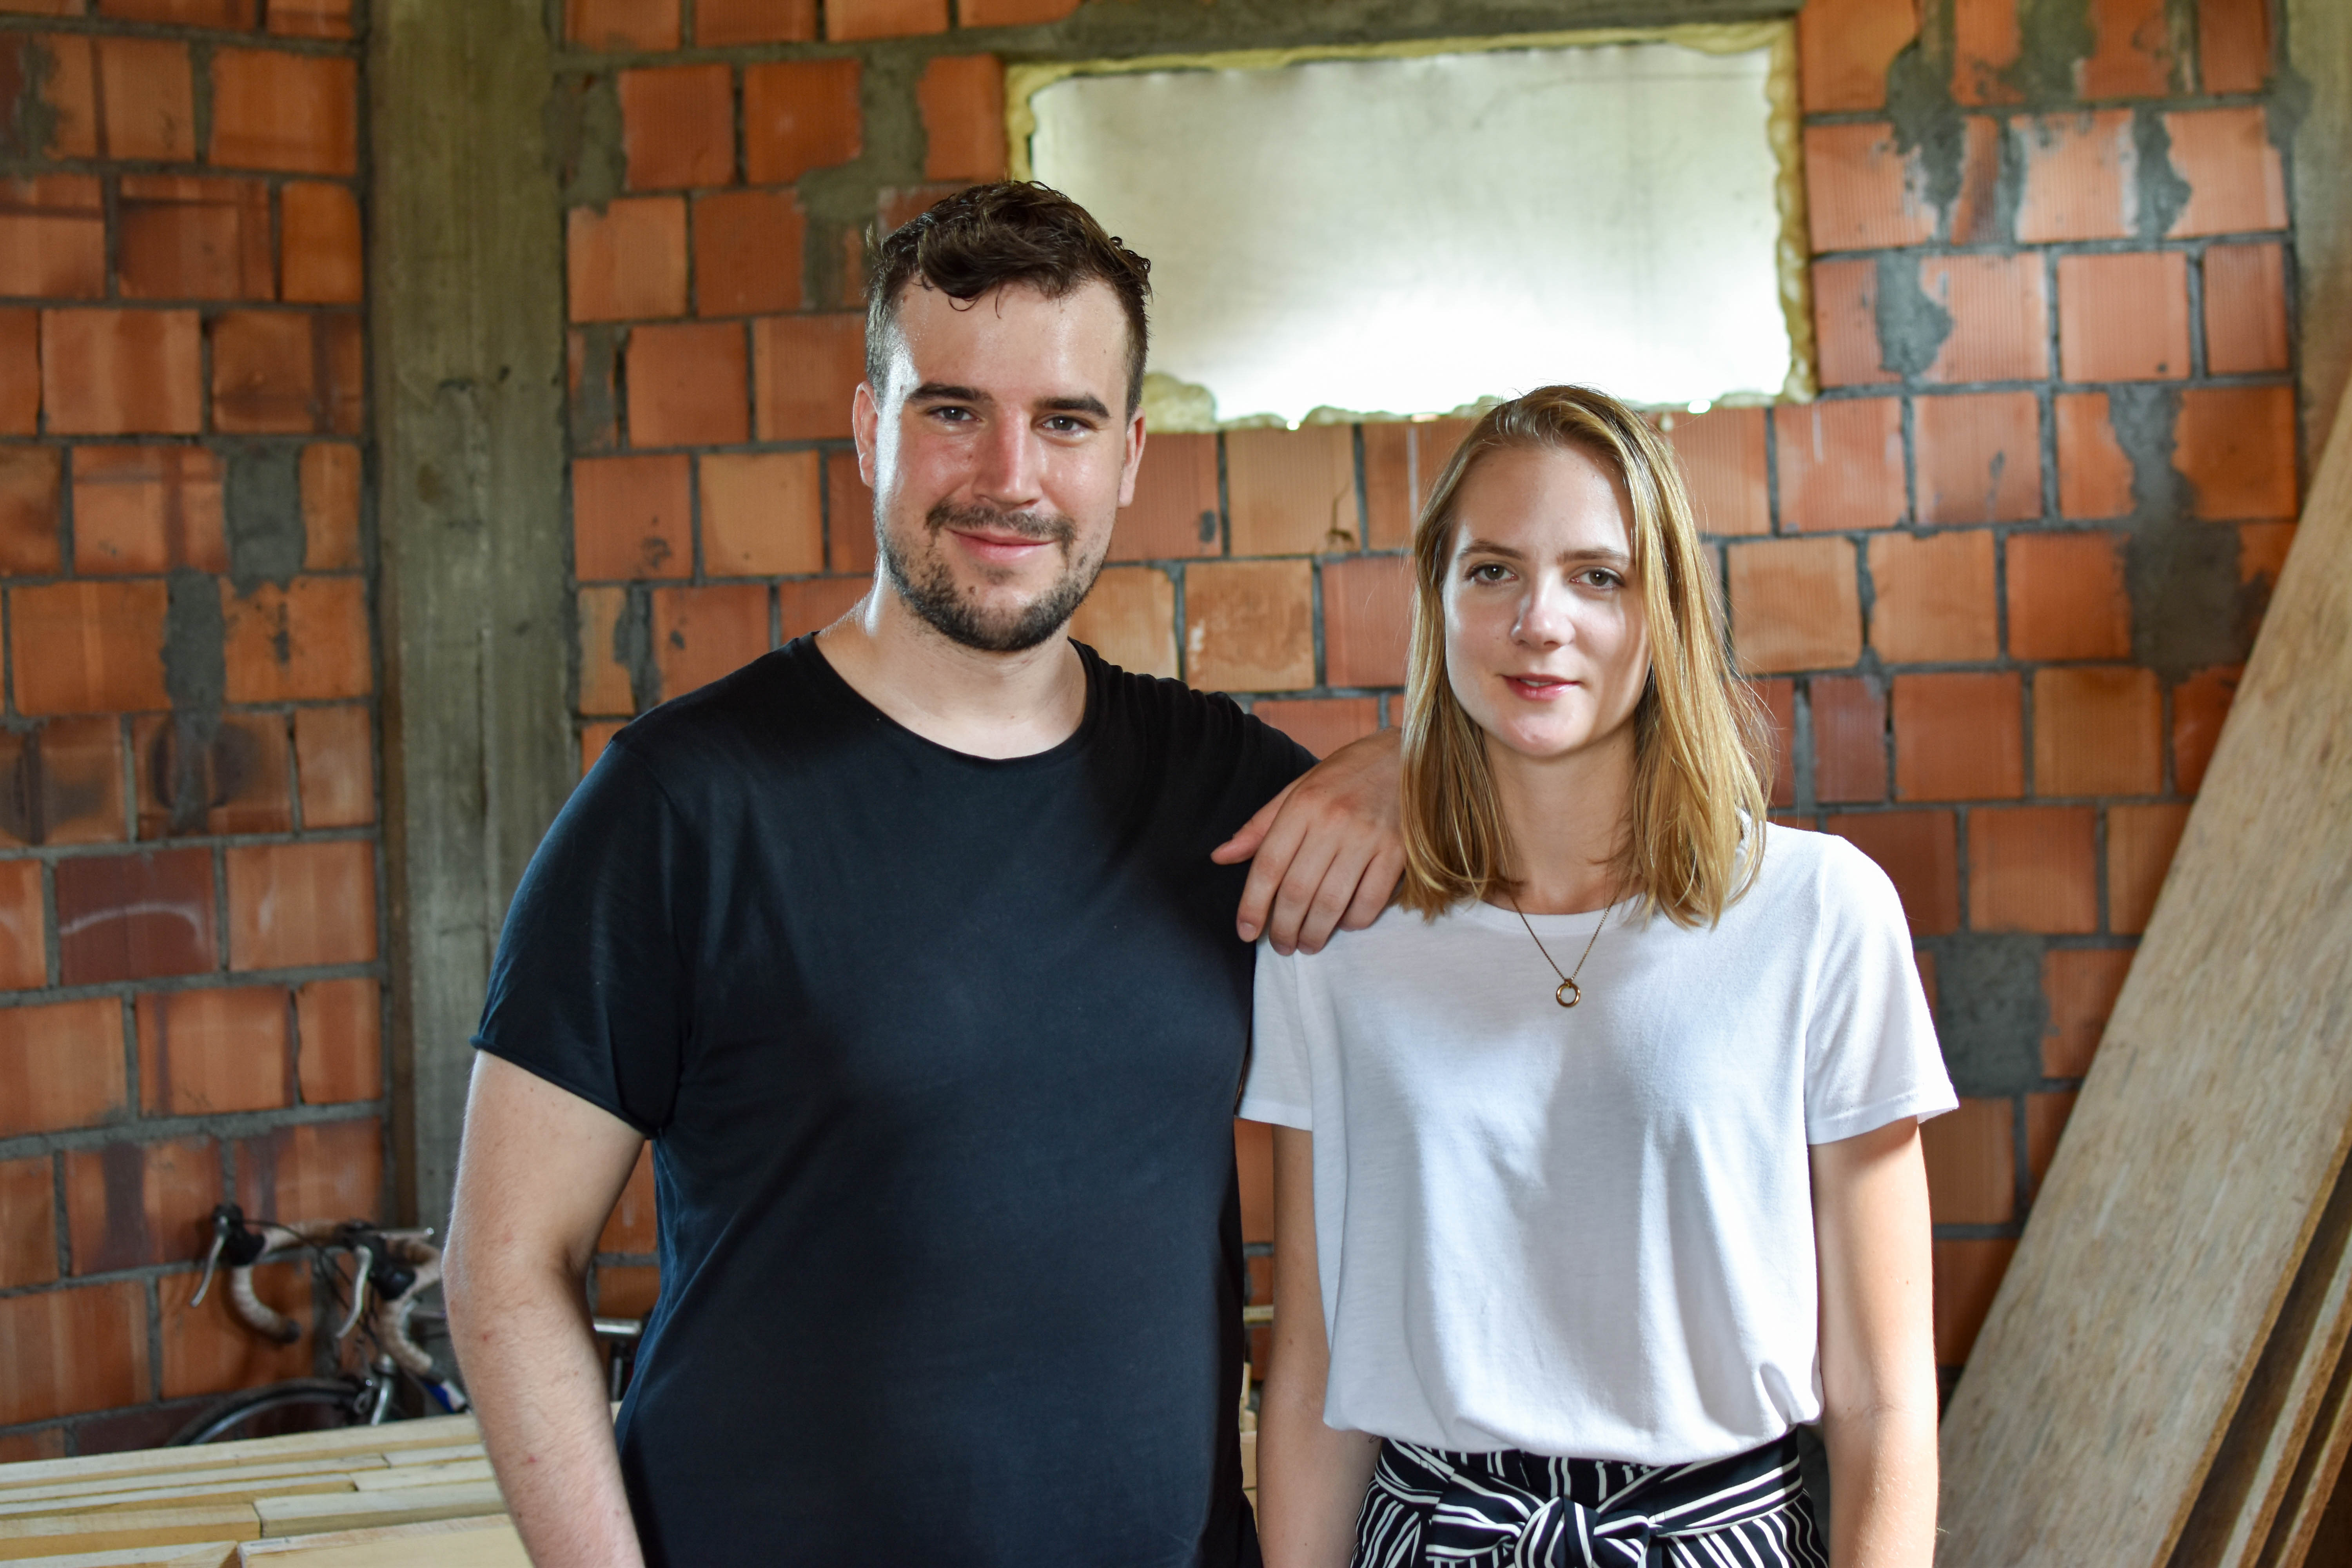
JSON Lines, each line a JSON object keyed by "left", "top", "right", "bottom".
{"left": 864, "top": 181, "right": 1153, "bottom": 416}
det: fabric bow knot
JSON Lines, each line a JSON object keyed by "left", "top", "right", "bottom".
{"left": 1422, "top": 1469, "right": 1655, "bottom": 1567}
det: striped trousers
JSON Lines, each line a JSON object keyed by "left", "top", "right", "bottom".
{"left": 1349, "top": 1432, "right": 1827, "bottom": 1568}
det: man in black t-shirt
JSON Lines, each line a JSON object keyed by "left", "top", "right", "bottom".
{"left": 445, "top": 184, "right": 1404, "bottom": 1567}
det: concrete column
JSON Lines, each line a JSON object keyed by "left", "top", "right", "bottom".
{"left": 2290, "top": 0, "right": 2352, "bottom": 459}
{"left": 368, "top": 0, "right": 573, "bottom": 1228}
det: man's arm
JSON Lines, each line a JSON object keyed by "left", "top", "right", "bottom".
{"left": 446, "top": 1053, "right": 649, "bottom": 1568}
{"left": 1811, "top": 1118, "right": 1940, "bottom": 1567}
{"left": 1213, "top": 728, "right": 1404, "bottom": 955}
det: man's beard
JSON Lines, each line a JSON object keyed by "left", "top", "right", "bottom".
{"left": 878, "top": 499, "right": 1103, "bottom": 654}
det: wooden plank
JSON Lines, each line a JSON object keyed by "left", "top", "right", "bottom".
{"left": 0, "top": 1482, "right": 350, "bottom": 1523}
{"left": 2, "top": 1546, "right": 238, "bottom": 1568}
{"left": 238, "top": 1516, "right": 523, "bottom": 1566}
{"left": 346, "top": 1461, "right": 491, "bottom": 1492}
{"left": 1935, "top": 365, "right": 2352, "bottom": 1563}
{"left": 0, "top": 1506, "right": 257, "bottom": 1562}
{"left": 0, "top": 1420, "right": 475, "bottom": 1492}
{"left": 2253, "top": 1348, "right": 2352, "bottom": 1568}
{"left": 0, "top": 1461, "right": 380, "bottom": 1507}
{"left": 374, "top": 1445, "right": 481, "bottom": 1469}
{"left": 252, "top": 1483, "right": 503, "bottom": 1539}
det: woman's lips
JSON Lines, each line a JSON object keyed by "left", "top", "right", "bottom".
{"left": 1505, "top": 675, "right": 1576, "bottom": 699}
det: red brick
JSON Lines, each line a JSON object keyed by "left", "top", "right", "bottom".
{"left": 1812, "top": 674, "right": 1888, "bottom": 804}
{"left": 576, "top": 586, "right": 636, "bottom": 716}
{"left": 297, "top": 976, "right": 379, "bottom": 1104}
{"left": 694, "top": 189, "right": 804, "bottom": 317}
{"left": 2055, "top": 392, "right": 2137, "bottom": 519}
{"left": 2175, "top": 384, "right": 2296, "bottom": 520}
{"left": 742, "top": 60, "right": 861, "bottom": 185}
{"left": 0, "top": 1156, "right": 53, "bottom": 1287}
{"left": 222, "top": 577, "right": 371, "bottom": 702}
{"left": 1183, "top": 559, "right": 1314, "bottom": 693}
{"left": 2025, "top": 1089, "right": 2078, "bottom": 1196}
{"left": 1950, "top": 0, "right": 2022, "bottom": 105}
{"left": 96, "top": 37, "right": 194, "bottom": 161}
{"left": 652, "top": 583, "right": 770, "bottom": 699}
{"left": 1971, "top": 805, "right": 2098, "bottom": 932}
{"left": 1775, "top": 398, "right": 1906, "bottom": 531}
{"left": 293, "top": 703, "right": 374, "bottom": 829}
{"left": 1232, "top": 423, "right": 1364, "bottom": 557}
{"left": 1935, "top": 1238, "right": 2017, "bottom": 1364}
{"left": 1250, "top": 697, "right": 1381, "bottom": 761}
{"left": 0, "top": 309, "right": 38, "bottom": 435}
{"left": 1661, "top": 406, "right": 1768, "bottom": 537}
{"left": 1805, "top": 123, "right": 1936, "bottom": 252}
{"left": 580, "top": 719, "right": 623, "bottom": 776}
{"left": 234, "top": 1116, "right": 382, "bottom": 1226}
{"left": 1923, "top": 1096, "right": 2015, "bottom": 1224}
{"left": 131, "top": 711, "right": 290, "bottom": 838}
{"left": 0, "top": 998, "right": 124, "bottom": 1139}
{"left": 135, "top": 988, "right": 288, "bottom": 1116}
{"left": 2057, "top": 251, "right": 2191, "bottom": 381}
{"left": 267, "top": 0, "right": 352, "bottom": 37}
{"left": 2239, "top": 525, "right": 2296, "bottom": 611}
{"left": 2171, "top": 664, "right": 2238, "bottom": 793}
{"left": 0, "top": 1279, "right": 149, "bottom": 1425}
{"left": 1867, "top": 530, "right": 1998, "bottom": 662}
{"left": 2007, "top": 530, "right": 2131, "bottom": 660}
{"left": 0, "top": 445, "right": 62, "bottom": 575}
{"left": 1755, "top": 677, "right": 1796, "bottom": 807}
{"left": 1727, "top": 537, "right": 1862, "bottom": 674}
{"left": 301, "top": 441, "right": 362, "bottom": 570}
{"left": 1360, "top": 418, "right": 1474, "bottom": 549}
{"left": 40, "top": 309, "right": 202, "bottom": 435}
{"left": 918, "top": 55, "right": 1005, "bottom": 184}
{"left": 2108, "top": 800, "right": 2188, "bottom": 934}
{"left": 1811, "top": 258, "right": 1897, "bottom": 388}
{"left": 1321, "top": 554, "right": 1411, "bottom": 688}
{"left": 2080, "top": 0, "right": 2174, "bottom": 96}
{"left": 69, "top": 445, "right": 226, "bottom": 575}
{"left": 2198, "top": 0, "right": 2271, "bottom": 93}
{"left": 597, "top": 1263, "right": 661, "bottom": 1316}
{"left": 210, "top": 310, "right": 365, "bottom": 434}
{"left": 280, "top": 181, "right": 363, "bottom": 305}
{"left": 622, "top": 64, "right": 734, "bottom": 191}
{"left": 7, "top": 717, "right": 124, "bottom": 848}
{"left": 10, "top": 581, "right": 170, "bottom": 715}
{"left": 825, "top": 450, "right": 875, "bottom": 572}
{"left": 2203, "top": 242, "right": 2289, "bottom": 376}
{"left": 2163, "top": 108, "right": 2287, "bottom": 236}
{"left": 0, "top": 172, "right": 105, "bottom": 297}
{"left": 825, "top": 0, "right": 943, "bottom": 38}
{"left": 1919, "top": 254, "right": 2050, "bottom": 383}
{"left": 696, "top": 0, "right": 815, "bottom": 44}
{"left": 573, "top": 332, "right": 616, "bottom": 452}
{"left": 1798, "top": 0, "right": 1918, "bottom": 112}
{"left": 1111, "top": 432, "right": 1221, "bottom": 561}
{"left": 1067, "top": 565, "right": 1176, "bottom": 679}
{"left": 0, "top": 36, "right": 94, "bottom": 158}
{"left": 95, "top": 0, "right": 248, "bottom": 20}
{"left": 599, "top": 1146, "right": 657, "bottom": 1253}
{"left": 1914, "top": 391, "right": 2043, "bottom": 524}
{"left": 1893, "top": 671, "right": 2023, "bottom": 800}
{"left": 2034, "top": 666, "right": 2161, "bottom": 797}
{"left": 160, "top": 1261, "right": 311, "bottom": 1401}
{"left": 2045, "top": 946, "right": 2133, "bottom": 1076}
{"left": 225, "top": 840, "right": 376, "bottom": 970}
{"left": 210, "top": 49, "right": 356, "bottom": 176}
{"left": 1945, "top": 116, "right": 2007, "bottom": 245}
{"left": 55, "top": 849, "right": 214, "bottom": 984}
{"left": 627, "top": 320, "right": 748, "bottom": 447}
{"left": 777, "top": 576, "right": 867, "bottom": 640}
{"left": 567, "top": 0, "right": 677, "bottom": 49}
{"left": 1826, "top": 809, "right": 1960, "bottom": 935}
{"left": 752, "top": 313, "right": 864, "bottom": 441}
{"left": 959, "top": 0, "right": 1080, "bottom": 20}
{"left": 573, "top": 452, "right": 690, "bottom": 581}
{"left": 0, "top": 860, "right": 42, "bottom": 989}
{"left": 117, "top": 176, "right": 273, "bottom": 303}
{"left": 569, "top": 198, "right": 688, "bottom": 324}
{"left": 700, "top": 450, "right": 824, "bottom": 577}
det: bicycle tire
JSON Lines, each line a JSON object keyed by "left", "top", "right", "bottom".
{"left": 169, "top": 1378, "right": 369, "bottom": 1445}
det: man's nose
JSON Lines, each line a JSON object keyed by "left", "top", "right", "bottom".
{"left": 973, "top": 418, "right": 1044, "bottom": 508}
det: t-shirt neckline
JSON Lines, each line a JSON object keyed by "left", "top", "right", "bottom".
{"left": 1457, "top": 891, "right": 1645, "bottom": 937}
{"left": 791, "top": 633, "right": 1105, "bottom": 769}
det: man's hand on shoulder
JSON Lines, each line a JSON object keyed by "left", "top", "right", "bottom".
{"left": 1213, "top": 727, "right": 1405, "bottom": 955}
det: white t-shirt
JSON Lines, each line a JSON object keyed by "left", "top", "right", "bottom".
{"left": 1237, "top": 823, "right": 1954, "bottom": 1465}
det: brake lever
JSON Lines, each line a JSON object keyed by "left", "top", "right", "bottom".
{"left": 337, "top": 1245, "right": 375, "bottom": 1341}
{"left": 192, "top": 1204, "right": 266, "bottom": 1307}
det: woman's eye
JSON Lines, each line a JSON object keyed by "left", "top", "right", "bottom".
{"left": 1468, "top": 562, "right": 1509, "bottom": 583}
{"left": 1582, "top": 569, "right": 1621, "bottom": 589}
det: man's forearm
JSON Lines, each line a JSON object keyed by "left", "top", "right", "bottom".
{"left": 452, "top": 1258, "right": 645, "bottom": 1568}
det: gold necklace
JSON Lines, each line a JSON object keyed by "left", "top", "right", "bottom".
{"left": 1505, "top": 890, "right": 1613, "bottom": 1009}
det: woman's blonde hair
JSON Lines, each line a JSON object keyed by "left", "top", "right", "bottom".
{"left": 1398, "top": 385, "right": 1769, "bottom": 927}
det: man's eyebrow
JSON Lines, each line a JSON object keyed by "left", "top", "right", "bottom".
{"left": 1038, "top": 394, "right": 1111, "bottom": 419}
{"left": 909, "top": 382, "right": 989, "bottom": 405}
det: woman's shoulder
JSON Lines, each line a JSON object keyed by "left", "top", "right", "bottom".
{"left": 1745, "top": 821, "right": 1909, "bottom": 930}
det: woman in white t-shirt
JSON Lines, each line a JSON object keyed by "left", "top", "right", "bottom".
{"left": 1243, "top": 385, "right": 1952, "bottom": 1568}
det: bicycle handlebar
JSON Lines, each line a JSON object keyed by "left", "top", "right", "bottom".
{"left": 194, "top": 1205, "right": 453, "bottom": 1390}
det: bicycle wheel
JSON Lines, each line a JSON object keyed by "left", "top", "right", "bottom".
{"left": 169, "top": 1378, "right": 368, "bottom": 1445}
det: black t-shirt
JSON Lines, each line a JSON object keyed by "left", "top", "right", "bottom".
{"left": 473, "top": 636, "right": 1312, "bottom": 1568}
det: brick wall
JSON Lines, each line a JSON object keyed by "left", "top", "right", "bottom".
{"left": 0, "top": 0, "right": 382, "bottom": 1458}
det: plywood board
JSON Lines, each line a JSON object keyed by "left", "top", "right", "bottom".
{"left": 0, "top": 1419, "right": 475, "bottom": 1492}
{"left": 237, "top": 1517, "right": 523, "bottom": 1566}
{"left": 251, "top": 1482, "right": 501, "bottom": 1539}
{"left": 0, "top": 1506, "right": 257, "bottom": 1562}
{"left": 1935, "top": 372, "right": 2352, "bottom": 1561}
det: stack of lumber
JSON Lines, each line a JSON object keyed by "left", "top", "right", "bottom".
{"left": 0, "top": 1414, "right": 524, "bottom": 1566}
{"left": 1934, "top": 354, "right": 2352, "bottom": 1560}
